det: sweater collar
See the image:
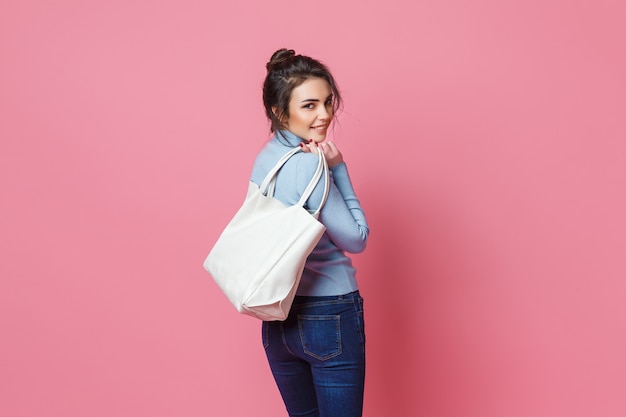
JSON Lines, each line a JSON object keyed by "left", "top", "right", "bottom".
{"left": 273, "top": 130, "right": 304, "bottom": 147}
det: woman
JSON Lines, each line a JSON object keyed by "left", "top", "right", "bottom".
{"left": 250, "top": 48, "right": 369, "bottom": 417}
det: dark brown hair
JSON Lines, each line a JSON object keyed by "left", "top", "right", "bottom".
{"left": 262, "top": 49, "right": 342, "bottom": 138}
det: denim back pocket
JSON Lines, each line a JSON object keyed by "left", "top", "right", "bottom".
{"left": 298, "top": 315, "right": 341, "bottom": 361}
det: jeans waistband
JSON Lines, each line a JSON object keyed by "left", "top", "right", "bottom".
{"left": 292, "top": 290, "right": 360, "bottom": 305}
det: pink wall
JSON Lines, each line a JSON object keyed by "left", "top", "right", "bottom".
{"left": 2, "top": 1, "right": 625, "bottom": 416}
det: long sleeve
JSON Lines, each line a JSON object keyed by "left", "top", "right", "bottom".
{"left": 292, "top": 155, "right": 368, "bottom": 253}
{"left": 250, "top": 132, "right": 368, "bottom": 296}
{"left": 319, "top": 162, "right": 369, "bottom": 253}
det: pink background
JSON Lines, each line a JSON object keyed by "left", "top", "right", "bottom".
{"left": 2, "top": 1, "right": 625, "bottom": 416}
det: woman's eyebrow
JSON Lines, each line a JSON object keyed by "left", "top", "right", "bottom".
{"left": 300, "top": 94, "right": 333, "bottom": 103}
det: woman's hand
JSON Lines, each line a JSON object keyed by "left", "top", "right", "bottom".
{"left": 300, "top": 140, "right": 344, "bottom": 167}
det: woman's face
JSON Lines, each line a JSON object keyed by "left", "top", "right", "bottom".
{"left": 285, "top": 78, "right": 334, "bottom": 143}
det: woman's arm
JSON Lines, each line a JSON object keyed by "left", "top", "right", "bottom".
{"left": 298, "top": 142, "right": 369, "bottom": 253}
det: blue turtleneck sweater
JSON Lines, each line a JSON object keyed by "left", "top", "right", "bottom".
{"left": 250, "top": 131, "right": 369, "bottom": 296}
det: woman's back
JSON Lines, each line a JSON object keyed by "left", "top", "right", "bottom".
{"left": 250, "top": 130, "right": 368, "bottom": 296}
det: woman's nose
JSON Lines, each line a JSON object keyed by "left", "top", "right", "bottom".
{"left": 317, "top": 106, "right": 330, "bottom": 120}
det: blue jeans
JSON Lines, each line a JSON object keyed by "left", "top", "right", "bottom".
{"left": 262, "top": 291, "right": 366, "bottom": 417}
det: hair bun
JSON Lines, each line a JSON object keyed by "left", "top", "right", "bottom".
{"left": 266, "top": 48, "right": 296, "bottom": 72}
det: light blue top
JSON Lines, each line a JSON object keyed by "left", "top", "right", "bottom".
{"left": 250, "top": 130, "right": 369, "bottom": 296}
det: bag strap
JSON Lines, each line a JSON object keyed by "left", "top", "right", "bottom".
{"left": 260, "top": 146, "right": 330, "bottom": 215}
{"left": 298, "top": 147, "right": 329, "bottom": 216}
{"left": 260, "top": 147, "right": 301, "bottom": 194}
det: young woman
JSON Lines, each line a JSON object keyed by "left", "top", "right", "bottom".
{"left": 250, "top": 49, "right": 369, "bottom": 417}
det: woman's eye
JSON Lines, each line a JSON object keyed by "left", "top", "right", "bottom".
{"left": 303, "top": 103, "right": 314, "bottom": 109}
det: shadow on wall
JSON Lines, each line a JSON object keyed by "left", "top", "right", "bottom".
{"left": 359, "top": 179, "right": 424, "bottom": 416}
{"left": 360, "top": 179, "right": 476, "bottom": 417}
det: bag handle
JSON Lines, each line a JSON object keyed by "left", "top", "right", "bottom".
{"left": 260, "top": 146, "right": 330, "bottom": 216}
{"left": 260, "top": 147, "right": 301, "bottom": 194}
{"left": 298, "top": 147, "right": 329, "bottom": 216}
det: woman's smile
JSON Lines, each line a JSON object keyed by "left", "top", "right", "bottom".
{"left": 285, "top": 78, "right": 334, "bottom": 143}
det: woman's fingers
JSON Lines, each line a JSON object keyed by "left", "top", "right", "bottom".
{"left": 319, "top": 141, "right": 343, "bottom": 167}
{"left": 320, "top": 141, "right": 336, "bottom": 153}
{"left": 301, "top": 140, "right": 344, "bottom": 165}
{"left": 299, "top": 141, "right": 319, "bottom": 154}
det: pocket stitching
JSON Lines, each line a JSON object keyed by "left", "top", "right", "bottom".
{"left": 298, "top": 315, "right": 342, "bottom": 361}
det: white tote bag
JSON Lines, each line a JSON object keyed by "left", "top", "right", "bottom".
{"left": 203, "top": 146, "right": 329, "bottom": 321}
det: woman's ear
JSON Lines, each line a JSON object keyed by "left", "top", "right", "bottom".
{"left": 272, "top": 107, "right": 287, "bottom": 126}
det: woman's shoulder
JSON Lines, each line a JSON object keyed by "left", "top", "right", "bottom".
{"left": 250, "top": 142, "right": 306, "bottom": 181}
{"left": 251, "top": 133, "right": 321, "bottom": 181}
{"left": 289, "top": 148, "right": 318, "bottom": 165}
{"left": 284, "top": 149, "right": 321, "bottom": 179}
